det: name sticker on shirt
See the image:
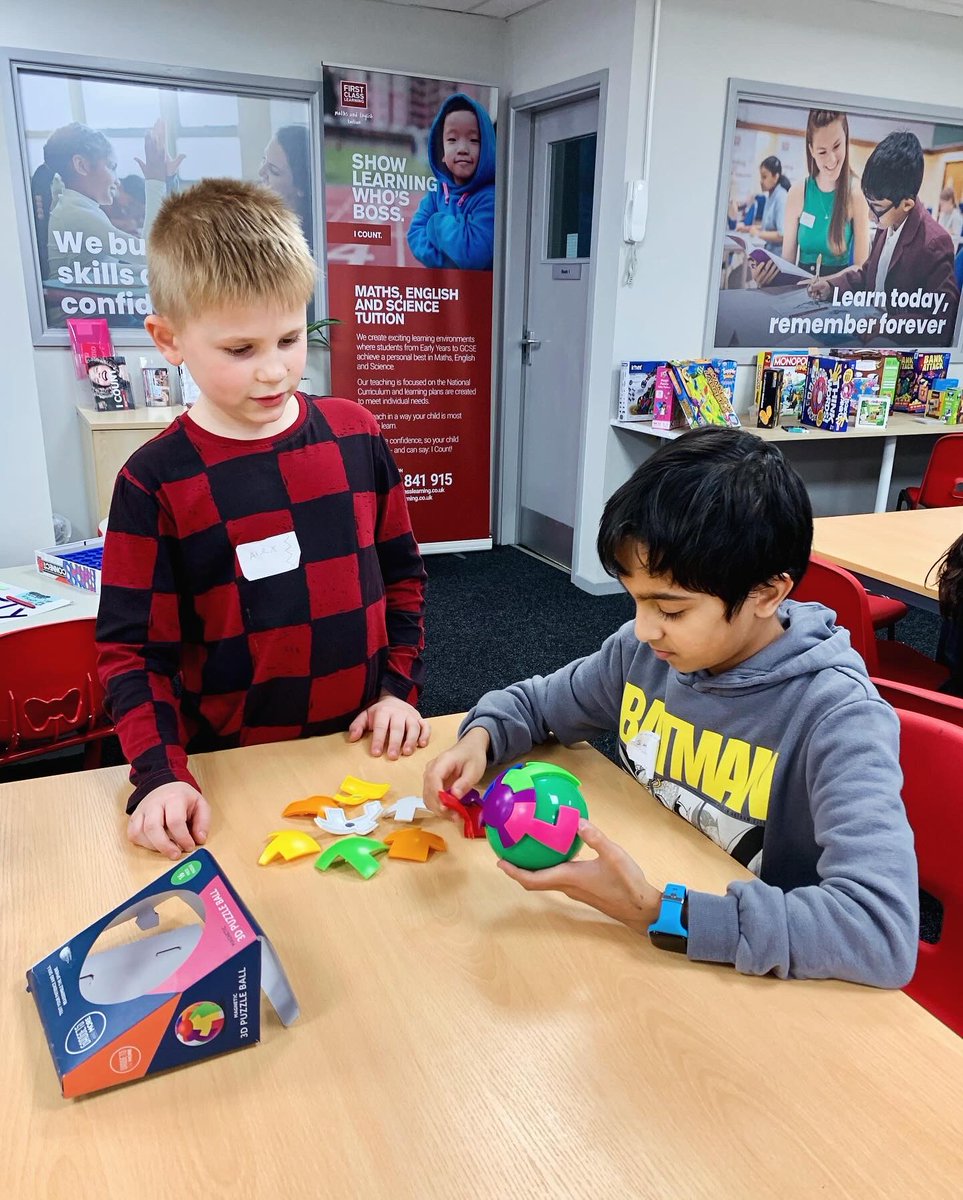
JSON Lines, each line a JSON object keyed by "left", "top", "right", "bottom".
{"left": 799, "top": 210, "right": 816, "bottom": 229}
{"left": 236, "top": 531, "right": 301, "bottom": 581}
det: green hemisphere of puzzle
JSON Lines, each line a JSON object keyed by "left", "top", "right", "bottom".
{"left": 486, "top": 762, "right": 588, "bottom": 870}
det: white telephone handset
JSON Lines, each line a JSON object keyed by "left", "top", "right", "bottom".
{"left": 623, "top": 179, "right": 648, "bottom": 244}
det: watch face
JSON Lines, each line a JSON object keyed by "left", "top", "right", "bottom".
{"left": 649, "top": 931, "right": 688, "bottom": 954}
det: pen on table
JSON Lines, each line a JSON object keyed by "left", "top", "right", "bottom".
{"left": 5, "top": 593, "right": 35, "bottom": 609}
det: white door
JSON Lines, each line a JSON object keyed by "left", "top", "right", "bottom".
{"left": 517, "top": 96, "right": 599, "bottom": 569}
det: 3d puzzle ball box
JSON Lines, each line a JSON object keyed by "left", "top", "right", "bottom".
{"left": 26, "top": 849, "right": 298, "bottom": 1098}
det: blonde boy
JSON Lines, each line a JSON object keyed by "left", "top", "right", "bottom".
{"left": 97, "top": 178, "right": 428, "bottom": 859}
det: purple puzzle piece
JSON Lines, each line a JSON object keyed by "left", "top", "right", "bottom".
{"left": 481, "top": 785, "right": 536, "bottom": 847}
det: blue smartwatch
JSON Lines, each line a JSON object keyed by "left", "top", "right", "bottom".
{"left": 647, "top": 883, "right": 688, "bottom": 953}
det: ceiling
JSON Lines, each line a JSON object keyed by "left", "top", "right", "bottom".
{"left": 369, "top": 0, "right": 547, "bottom": 19}
{"left": 370, "top": 0, "right": 963, "bottom": 18}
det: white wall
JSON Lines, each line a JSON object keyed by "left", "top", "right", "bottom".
{"left": 509, "top": 0, "right": 963, "bottom": 591}
{"left": 0, "top": 0, "right": 506, "bottom": 555}
{"left": 0, "top": 112, "right": 54, "bottom": 562}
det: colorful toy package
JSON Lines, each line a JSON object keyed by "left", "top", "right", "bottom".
{"left": 754, "top": 350, "right": 811, "bottom": 418}
{"left": 931, "top": 378, "right": 961, "bottom": 424}
{"left": 617, "top": 360, "right": 666, "bottom": 421}
{"left": 917, "top": 353, "right": 953, "bottom": 418}
{"left": 667, "top": 361, "right": 741, "bottom": 430}
{"left": 651, "top": 364, "right": 686, "bottom": 430}
{"left": 26, "top": 849, "right": 298, "bottom": 1097}
{"left": 802, "top": 356, "right": 855, "bottom": 432}
{"left": 832, "top": 349, "right": 900, "bottom": 414}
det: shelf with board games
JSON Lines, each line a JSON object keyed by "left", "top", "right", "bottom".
{"left": 611, "top": 411, "right": 951, "bottom": 444}
{"left": 612, "top": 352, "right": 958, "bottom": 513}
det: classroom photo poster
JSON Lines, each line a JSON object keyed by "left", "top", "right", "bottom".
{"left": 322, "top": 65, "right": 496, "bottom": 548}
{"left": 709, "top": 83, "right": 963, "bottom": 352}
{"left": 10, "top": 61, "right": 315, "bottom": 338}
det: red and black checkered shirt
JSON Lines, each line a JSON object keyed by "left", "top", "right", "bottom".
{"left": 96, "top": 395, "right": 426, "bottom": 812}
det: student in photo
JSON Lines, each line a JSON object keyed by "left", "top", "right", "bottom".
{"left": 754, "top": 110, "right": 870, "bottom": 284}
{"left": 407, "top": 93, "right": 496, "bottom": 271}
{"left": 96, "top": 178, "right": 429, "bottom": 859}
{"left": 808, "top": 131, "right": 959, "bottom": 337}
{"left": 737, "top": 156, "right": 790, "bottom": 255}
{"left": 937, "top": 185, "right": 963, "bottom": 246}
{"left": 423, "top": 428, "right": 918, "bottom": 988}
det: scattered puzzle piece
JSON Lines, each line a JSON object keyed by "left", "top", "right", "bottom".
{"left": 338, "top": 775, "right": 390, "bottom": 803}
{"left": 282, "top": 796, "right": 338, "bottom": 818}
{"left": 440, "top": 788, "right": 485, "bottom": 838}
{"left": 259, "top": 829, "right": 321, "bottom": 865}
{"left": 314, "top": 801, "right": 383, "bottom": 836}
{"left": 383, "top": 795, "right": 431, "bottom": 822}
{"left": 315, "top": 835, "right": 389, "bottom": 880}
{"left": 384, "top": 829, "right": 447, "bottom": 862}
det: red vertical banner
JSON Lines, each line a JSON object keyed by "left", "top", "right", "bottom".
{"left": 322, "top": 66, "right": 496, "bottom": 549}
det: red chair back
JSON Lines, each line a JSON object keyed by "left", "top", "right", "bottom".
{"left": 0, "top": 619, "right": 114, "bottom": 767}
{"left": 871, "top": 677, "right": 963, "bottom": 727}
{"left": 917, "top": 433, "right": 963, "bottom": 508}
{"left": 791, "top": 556, "right": 878, "bottom": 669}
{"left": 893, "top": 706, "right": 963, "bottom": 1036}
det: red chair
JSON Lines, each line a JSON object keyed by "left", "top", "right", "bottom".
{"left": 0, "top": 619, "right": 114, "bottom": 768}
{"left": 791, "top": 556, "right": 949, "bottom": 690}
{"left": 891, "top": 706, "right": 963, "bottom": 1037}
{"left": 867, "top": 592, "right": 908, "bottom": 640}
{"left": 871, "top": 677, "right": 963, "bottom": 726}
{"left": 896, "top": 433, "right": 963, "bottom": 510}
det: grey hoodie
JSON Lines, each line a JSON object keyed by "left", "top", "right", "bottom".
{"left": 461, "top": 600, "right": 919, "bottom": 988}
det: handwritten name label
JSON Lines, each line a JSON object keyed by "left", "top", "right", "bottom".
{"left": 236, "top": 532, "right": 301, "bottom": 581}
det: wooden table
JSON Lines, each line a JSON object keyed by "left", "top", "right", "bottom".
{"left": 613, "top": 412, "right": 950, "bottom": 512}
{"left": 4, "top": 714, "right": 963, "bottom": 1199}
{"left": 0, "top": 562, "right": 99, "bottom": 633}
{"left": 813, "top": 506, "right": 963, "bottom": 612}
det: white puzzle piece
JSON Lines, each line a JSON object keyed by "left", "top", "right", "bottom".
{"left": 383, "top": 795, "right": 431, "bottom": 822}
{"left": 315, "top": 801, "right": 383, "bottom": 836}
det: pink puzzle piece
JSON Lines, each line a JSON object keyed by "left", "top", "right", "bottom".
{"left": 503, "top": 800, "right": 581, "bottom": 855}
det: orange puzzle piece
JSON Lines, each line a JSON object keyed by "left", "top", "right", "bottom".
{"left": 282, "top": 796, "right": 338, "bottom": 818}
{"left": 384, "top": 829, "right": 447, "bottom": 862}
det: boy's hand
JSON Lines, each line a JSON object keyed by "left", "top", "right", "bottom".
{"left": 348, "top": 693, "right": 430, "bottom": 760}
{"left": 128, "top": 782, "right": 210, "bottom": 860}
{"left": 497, "top": 821, "right": 663, "bottom": 936}
{"left": 422, "top": 727, "right": 490, "bottom": 817}
{"left": 806, "top": 277, "right": 832, "bottom": 300}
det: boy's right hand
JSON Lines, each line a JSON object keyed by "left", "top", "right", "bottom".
{"left": 128, "top": 782, "right": 211, "bottom": 860}
{"left": 422, "top": 727, "right": 491, "bottom": 817}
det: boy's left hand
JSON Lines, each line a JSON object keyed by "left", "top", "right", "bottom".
{"left": 497, "top": 821, "right": 663, "bottom": 935}
{"left": 348, "top": 693, "right": 431, "bottom": 759}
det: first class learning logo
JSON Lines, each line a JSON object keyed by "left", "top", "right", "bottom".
{"left": 340, "top": 81, "right": 367, "bottom": 108}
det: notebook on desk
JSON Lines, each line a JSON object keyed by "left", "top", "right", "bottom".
{"left": 0, "top": 581, "right": 72, "bottom": 620}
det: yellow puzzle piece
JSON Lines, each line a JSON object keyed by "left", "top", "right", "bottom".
{"left": 259, "top": 829, "right": 321, "bottom": 865}
{"left": 336, "top": 775, "right": 390, "bottom": 804}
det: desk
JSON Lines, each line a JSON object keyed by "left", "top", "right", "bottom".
{"left": 813, "top": 507, "right": 963, "bottom": 612}
{"left": 613, "top": 412, "right": 948, "bottom": 513}
{"left": 0, "top": 562, "right": 99, "bottom": 632}
{"left": 3, "top": 715, "right": 963, "bottom": 1198}
{"left": 77, "top": 406, "right": 183, "bottom": 525}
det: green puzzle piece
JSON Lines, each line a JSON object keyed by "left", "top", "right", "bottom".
{"left": 315, "top": 835, "right": 389, "bottom": 880}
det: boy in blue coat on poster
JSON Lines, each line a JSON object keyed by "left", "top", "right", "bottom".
{"left": 407, "top": 93, "right": 496, "bottom": 271}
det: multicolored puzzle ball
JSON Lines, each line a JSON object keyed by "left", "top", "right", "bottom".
{"left": 481, "top": 761, "right": 588, "bottom": 870}
{"left": 175, "top": 1000, "right": 226, "bottom": 1046}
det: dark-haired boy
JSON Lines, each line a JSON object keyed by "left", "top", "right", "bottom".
{"left": 423, "top": 427, "right": 918, "bottom": 988}
{"left": 809, "top": 131, "right": 959, "bottom": 343}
